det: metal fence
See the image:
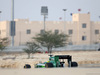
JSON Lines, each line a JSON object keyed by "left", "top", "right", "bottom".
{"left": 3, "top": 44, "right": 100, "bottom": 52}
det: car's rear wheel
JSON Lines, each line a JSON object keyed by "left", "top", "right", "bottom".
{"left": 71, "top": 62, "right": 78, "bottom": 67}
{"left": 98, "top": 48, "right": 100, "bottom": 51}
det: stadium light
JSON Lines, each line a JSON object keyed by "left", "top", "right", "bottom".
{"left": 41, "top": 6, "right": 48, "bottom": 32}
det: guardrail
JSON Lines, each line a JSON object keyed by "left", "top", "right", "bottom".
{"left": 3, "top": 44, "right": 100, "bottom": 52}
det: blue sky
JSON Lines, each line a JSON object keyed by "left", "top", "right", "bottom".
{"left": 0, "top": 0, "right": 100, "bottom": 21}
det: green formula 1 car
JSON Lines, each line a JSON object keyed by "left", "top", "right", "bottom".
{"left": 35, "top": 55, "right": 78, "bottom": 68}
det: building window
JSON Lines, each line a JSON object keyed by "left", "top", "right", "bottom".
{"left": 82, "top": 23, "right": 86, "bottom": 28}
{"left": 95, "top": 30, "right": 99, "bottom": 34}
{"left": 55, "top": 30, "right": 59, "bottom": 34}
{"left": 82, "top": 36, "right": 86, "bottom": 41}
{"left": 27, "top": 29, "right": 31, "bottom": 34}
{"left": 68, "top": 30, "right": 73, "bottom": 35}
{"left": 40, "top": 29, "right": 45, "bottom": 34}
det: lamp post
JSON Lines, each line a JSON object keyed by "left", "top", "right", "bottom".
{"left": 63, "top": 9, "right": 67, "bottom": 34}
{"left": 43, "top": 15, "right": 46, "bottom": 31}
{"left": 10, "top": 0, "right": 15, "bottom": 46}
{"left": 0, "top": 11, "right": 2, "bottom": 20}
{"left": 0, "top": 11, "right": 1, "bottom": 13}
{"left": 98, "top": 16, "right": 100, "bottom": 50}
{"left": 41, "top": 6, "right": 48, "bottom": 32}
{"left": 11, "top": 0, "right": 14, "bottom": 46}
{"left": 98, "top": 34, "right": 100, "bottom": 50}
{"left": 0, "top": 11, "right": 1, "bottom": 35}
{"left": 63, "top": 9, "right": 67, "bottom": 50}
{"left": 12, "top": 0, "right": 14, "bottom": 21}
{"left": 19, "top": 31, "right": 21, "bottom": 46}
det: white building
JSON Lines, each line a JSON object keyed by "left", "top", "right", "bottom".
{"left": 0, "top": 13, "right": 100, "bottom": 46}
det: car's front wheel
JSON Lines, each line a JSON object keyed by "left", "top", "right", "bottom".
{"left": 45, "top": 63, "right": 53, "bottom": 68}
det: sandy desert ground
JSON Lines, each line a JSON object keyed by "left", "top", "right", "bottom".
{"left": 0, "top": 51, "right": 100, "bottom": 75}
{"left": 0, "top": 51, "right": 100, "bottom": 68}
{"left": 0, "top": 68, "right": 100, "bottom": 75}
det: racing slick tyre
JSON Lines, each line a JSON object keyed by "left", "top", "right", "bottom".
{"left": 98, "top": 48, "right": 100, "bottom": 51}
{"left": 45, "top": 63, "right": 53, "bottom": 68}
{"left": 24, "top": 64, "right": 31, "bottom": 69}
{"left": 71, "top": 62, "right": 78, "bottom": 67}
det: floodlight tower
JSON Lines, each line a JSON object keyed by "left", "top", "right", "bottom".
{"left": 41, "top": 6, "right": 48, "bottom": 32}
{"left": 63, "top": 9, "right": 67, "bottom": 34}
{"left": 98, "top": 16, "right": 100, "bottom": 50}
{"left": 10, "top": 0, "right": 15, "bottom": 46}
{"left": 63, "top": 9, "right": 67, "bottom": 50}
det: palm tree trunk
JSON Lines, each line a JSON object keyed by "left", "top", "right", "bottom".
{"left": 48, "top": 47, "right": 50, "bottom": 53}
{"left": 48, "top": 47, "right": 52, "bottom": 55}
{"left": 50, "top": 47, "right": 52, "bottom": 55}
{"left": 28, "top": 53, "right": 30, "bottom": 59}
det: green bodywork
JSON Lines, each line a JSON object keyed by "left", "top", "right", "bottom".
{"left": 35, "top": 56, "right": 62, "bottom": 68}
{"left": 49, "top": 56, "right": 61, "bottom": 67}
